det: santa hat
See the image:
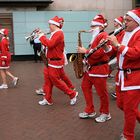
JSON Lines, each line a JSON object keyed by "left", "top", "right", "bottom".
{"left": 91, "top": 14, "right": 107, "bottom": 27}
{"left": 114, "top": 16, "right": 123, "bottom": 26}
{"left": 48, "top": 16, "right": 60, "bottom": 27}
{"left": 126, "top": 8, "right": 140, "bottom": 25}
{"left": 59, "top": 17, "right": 64, "bottom": 29}
{"left": 0, "top": 28, "right": 9, "bottom": 36}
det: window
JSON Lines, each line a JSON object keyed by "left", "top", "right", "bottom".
{"left": 135, "top": 0, "right": 140, "bottom": 7}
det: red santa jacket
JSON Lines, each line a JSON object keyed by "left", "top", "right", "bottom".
{"left": 114, "top": 26, "right": 140, "bottom": 91}
{"left": 0, "top": 37, "right": 11, "bottom": 68}
{"left": 86, "top": 31, "right": 110, "bottom": 77}
{"left": 39, "top": 30, "right": 65, "bottom": 68}
{"left": 0, "top": 37, "right": 11, "bottom": 60}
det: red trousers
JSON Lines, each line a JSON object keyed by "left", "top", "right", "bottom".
{"left": 43, "top": 66, "right": 76, "bottom": 103}
{"left": 60, "top": 68, "right": 75, "bottom": 89}
{"left": 81, "top": 72, "right": 109, "bottom": 114}
{"left": 43, "top": 67, "right": 75, "bottom": 92}
{"left": 116, "top": 86, "right": 140, "bottom": 140}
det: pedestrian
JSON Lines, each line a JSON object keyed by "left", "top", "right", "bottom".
{"left": 78, "top": 15, "right": 111, "bottom": 122}
{"left": 37, "top": 16, "right": 78, "bottom": 106}
{"left": 0, "top": 28, "right": 19, "bottom": 89}
{"left": 30, "top": 37, "right": 42, "bottom": 63}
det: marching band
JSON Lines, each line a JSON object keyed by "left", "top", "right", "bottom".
{"left": 0, "top": 8, "right": 140, "bottom": 140}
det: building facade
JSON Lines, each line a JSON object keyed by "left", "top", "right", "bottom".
{"left": 0, "top": 0, "right": 138, "bottom": 57}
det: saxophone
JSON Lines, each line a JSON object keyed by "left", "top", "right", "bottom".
{"left": 69, "top": 30, "right": 90, "bottom": 79}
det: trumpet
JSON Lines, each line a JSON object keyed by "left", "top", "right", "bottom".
{"left": 25, "top": 28, "right": 51, "bottom": 41}
{"left": 25, "top": 28, "right": 40, "bottom": 41}
{"left": 25, "top": 34, "right": 36, "bottom": 41}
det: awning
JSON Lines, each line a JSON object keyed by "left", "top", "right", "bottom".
{"left": 0, "top": 0, "right": 54, "bottom": 7}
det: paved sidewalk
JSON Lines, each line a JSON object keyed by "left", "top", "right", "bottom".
{"left": 0, "top": 61, "right": 139, "bottom": 140}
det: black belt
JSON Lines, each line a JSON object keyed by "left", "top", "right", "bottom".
{"left": 118, "top": 68, "right": 140, "bottom": 74}
{"left": 49, "top": 58, "right": 61, "bottom": 61}
{"left": 88, "top": 61, "right": 108, "bottom": 70}
{"left": 90, "top": 61, "right": 108, "bottom": 67}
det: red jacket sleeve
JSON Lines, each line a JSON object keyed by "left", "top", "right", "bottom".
{"left": 39, "top": 31, "right": 62, "bottom": 49}
{"left": 88, "top": 32, "right": 108, "bottom": 59}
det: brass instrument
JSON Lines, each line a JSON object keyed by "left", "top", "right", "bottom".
{"left": 25, "top": 34, "right": 35, "bottom": 41}
{"left": 25, "top": 28, "right": 51, "bottom": 67}
{"left": 69, "top": 30, "right": 91, "bottom": 79}
{"left": 69, "top": 26, "right": 125, "bottom": 79}
{"left": 25, "top": 28, "right": 40, "bottom": 41}
{"left": 25, "top": 28, "right": 50, "bottom": 41}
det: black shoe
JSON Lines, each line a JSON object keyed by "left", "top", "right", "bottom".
{"left": 111, "top": 92, "right": 117, "bottom": 99}
{"left": 108, "top": 74, "right": 114, "bottom": 78}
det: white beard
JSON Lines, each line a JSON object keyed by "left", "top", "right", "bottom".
{"left": 90, "top": 27, "right": 100, "bottom": 45}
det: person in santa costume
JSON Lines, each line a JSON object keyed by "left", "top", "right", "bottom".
{"left": 35, "top": 17, "right": 75, "bottom": 96}
{"left": 0, "top": 28, "right": 19, "bottom": 89}
{"left": 37, "top": 16, "right": 78, "bottom": 106}
{"left": 77, "top": 15, "right": 111, "bottom": 122}
{"left": 106, "top": 8, "right": 140, "bottom": 140}
{"left": 109, "top": 16, "right": 125, "bottom": 99}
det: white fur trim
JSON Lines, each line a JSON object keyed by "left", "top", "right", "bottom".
{"left": 121, "top": 46, "right": 128, "bottom": 56}
{"left": 0, "top": 66, "right": 9, "bottom": 69}
{"left": 114, "top": 18, "right": 122, "bottom": 25}
{"left": 88, "top": 74, "right": 108, "bottom": 77}
{"left": 127, "top": 11, "right": 140, "bottom": 25}
{"left": 119, "top": 55, "right": 124, "bottom": 70}
{"left": 1, "top": 56, "right": 7, "bottom": 58}
{"left": 91, "top": 21, "right": 104, "bottom": 27}
{"left": 121, "top": 85, "right": 140, "bottom": 91}
{"left": 120, "top": 70, "right": 140, "bottom": 91}
{"left": 48, "top": 20, "right": 60, "bottom": 27}
{"left": 48, "top": 64, "right": 63, "bottom": 68}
